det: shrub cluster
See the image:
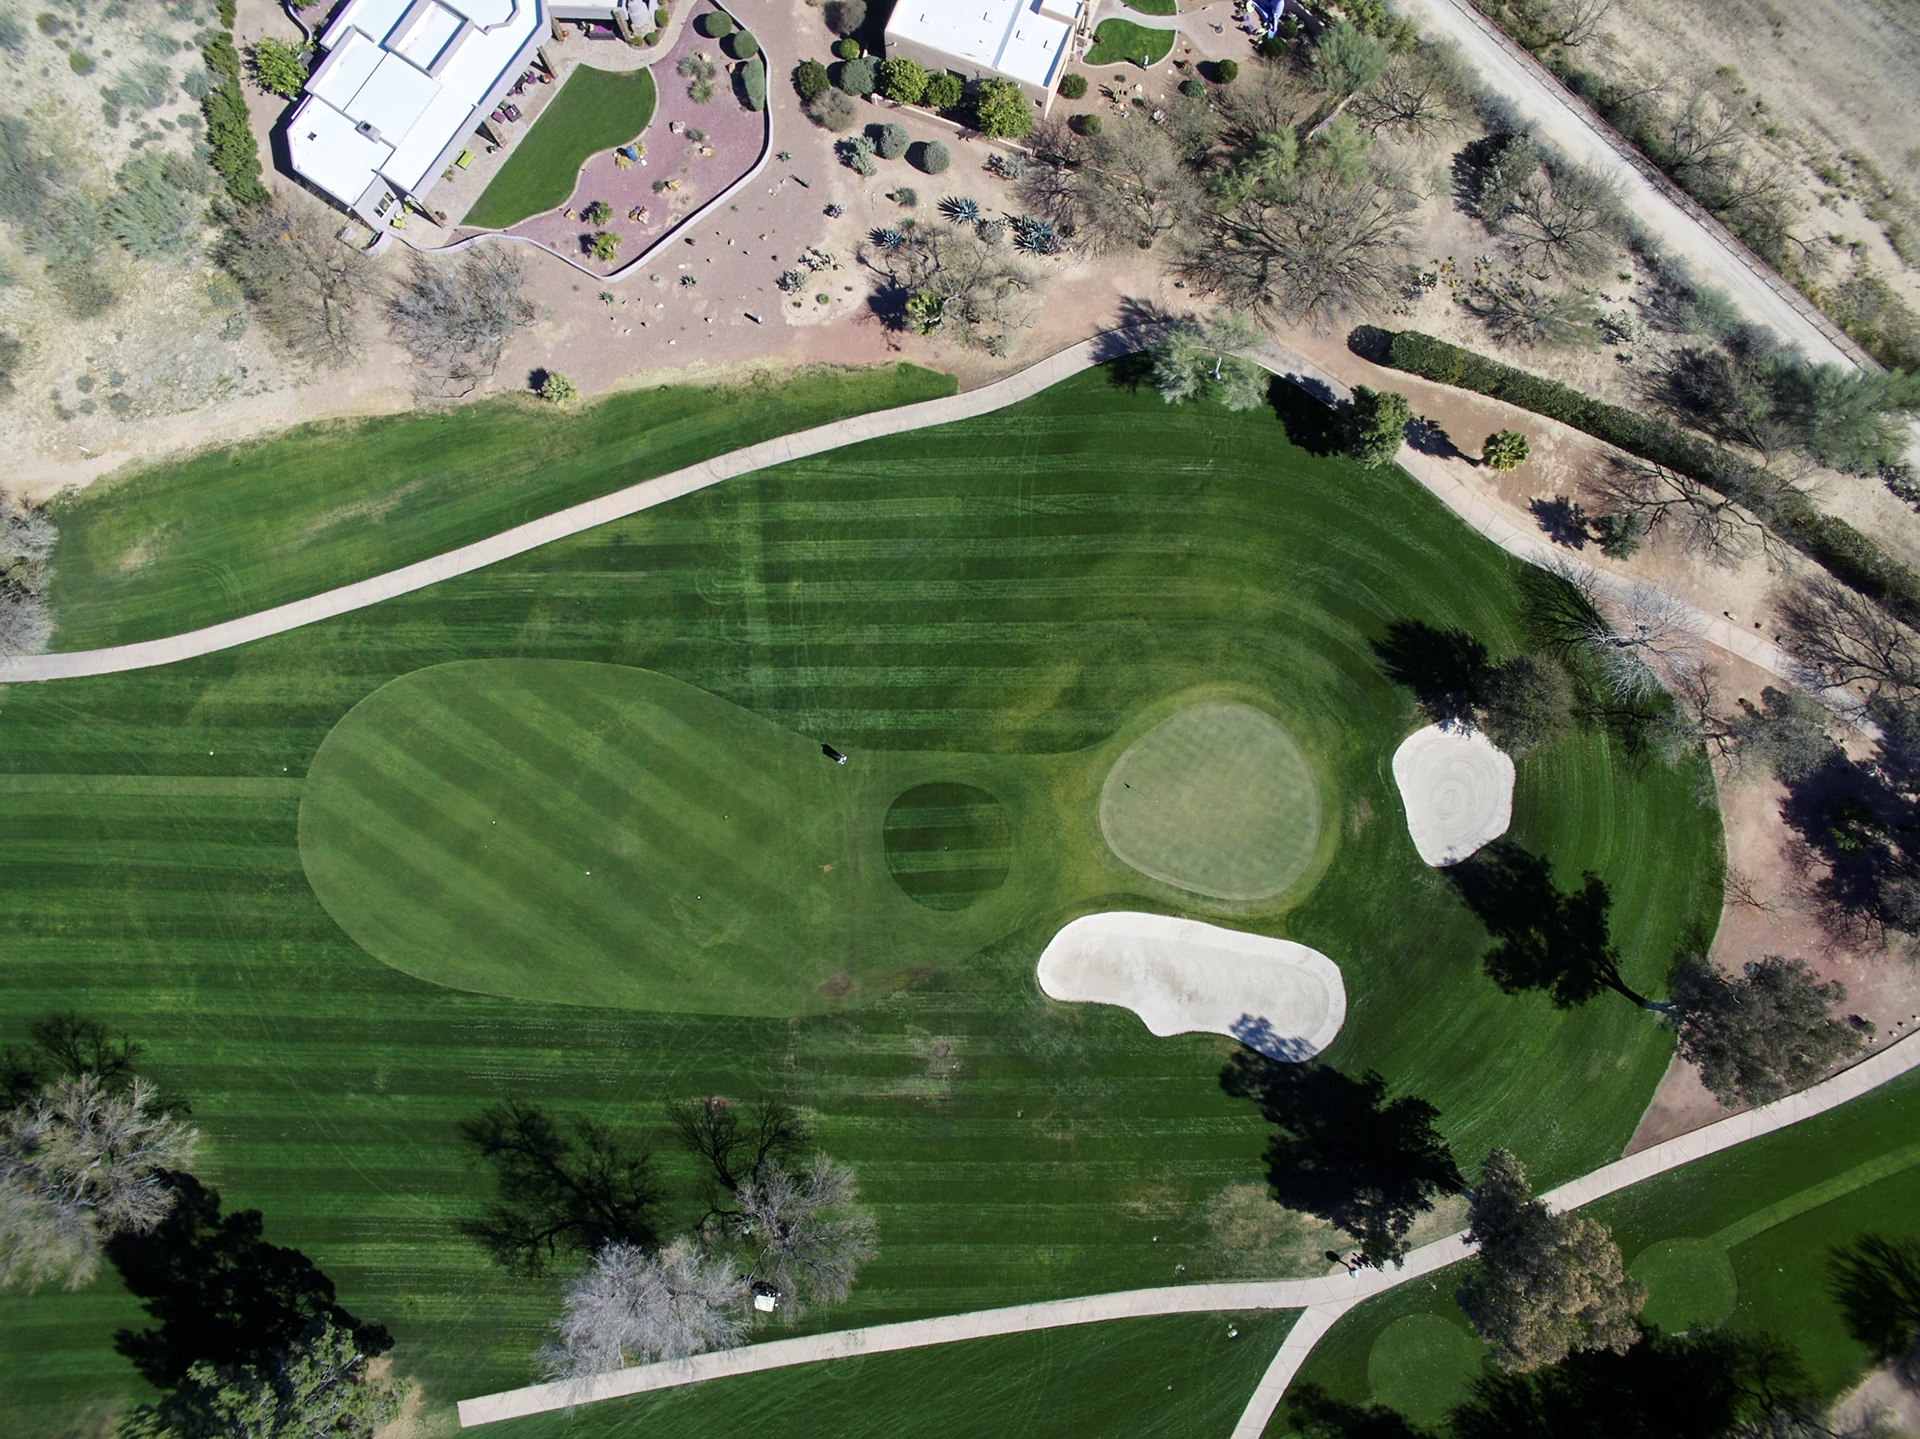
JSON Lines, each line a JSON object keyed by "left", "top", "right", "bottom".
{"left": 201, "top": 31, "right": 269, "bottom": 204}
{"left": 1382, "top": 329, "right": 1920, "bottom": 620}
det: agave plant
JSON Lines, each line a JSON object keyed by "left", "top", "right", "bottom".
{"left": 870, "top": 228, "right": 905, "bottom": 251}
{"left": 1011, "top": 216, "right": 1061, "bottom": 255}
{"left": 938, "top": 196, "right": 981, "bottom": 224}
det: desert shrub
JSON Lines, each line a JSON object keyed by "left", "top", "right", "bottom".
{"left": 1483, "top": 429, "right": 1531, "bottom": 469}
{"left": 0, "top": 14, "right": 24, "bottom": 53}
{"left": 725, "top": 30, "right": 756, "bottom": 59}
{"left": 879, "top": 55, "right": 926, "bottom": 104}
{"left": 1070, "top": 112, "right": 1101, "bottom": 136}
{"left": 1059, "top": 72, "right": 1087, "bottom": 100}
{"left": 875, "top": 122, "right": 909, "bottom": 159}
{"left": 835, "top": 55, "right": 876, "bottom": 95}
{"left": 695, "top": 10, "right": 731, "bottom": 38}
{"left": 583, "top": 199, "right": 612, "bottom": 225}
{"left": 917, "top": 140, "right": 951, "bottom": 174}
{"left": 740, "top": 54, "right": 765, "bottom": 110}
{"left": 825, "top": 0, "right": 866, "bottom": 35}
{"left": 806, "top": 87, "right": 857, "bottom": 130}
{"left": 539, "top": 372, "right": 577, "bottom": 403}
{"left": 1177, "top": 77, "right": 1206, "bottom": 99}
{"left": 589, "top": 231, "right": 620, "bottom": 261}
{"left": 653, "top": 6, "right": 667, "bottom": 24}
{"left": 794, "top": 58, "right": 829, "bottom": 101}
{"left": 247, "top": 37, "right": 309, "bottom": 97}
{"left": 972, "top": 77, "right": 1032, "bottom": 138}
{"left": 833, "top": 37, "right": 859, "bottom": 61}
{"left": 1216, "top": 58, "right": 1239, "bottom": 82}
{"left": 923, "top": 71, "right": 963, "bottom": 110}
{"left": 106, "top": 150, "right": 207, "bottom": 258}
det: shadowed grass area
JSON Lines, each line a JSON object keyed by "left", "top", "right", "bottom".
{"left": 462, "top": 65, "right": 658, "bottom": 229}
{"left": 1275, "top": 1065, "right": 1920, "bottom": 1432}
{"left": 1085, "top": 18, "right": 1177, "bottom": 66}
{"left": 43, "top": 364, "right": 956, "bottom": 652}
{"left": 0, "top": 365, "right": 1719, "bottom": 1434}
{"left": 883, "top": 783, "right": 1013, "bottom": 911}
{"left": 488, "top": 1308, "right": 1298, "bottom": 1439}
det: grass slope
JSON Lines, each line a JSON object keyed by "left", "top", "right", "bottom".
{"left": 1273, "top": 1064, "right": 1920, "bottom": 1432}
{"left": 1085, "top": 18, "right": 1177, "bottom": 66}
{"left": 0, "top": 367, "right": 1718, "bottom": 1433}
{"left": 462, "top": 65, "right": 658, "bottom": 229}
{"left": 493, "top": 1309, "right": 1297, "bottom": 1438}
{"left": 44, "top": 364, "right": 955, "bottom": 652}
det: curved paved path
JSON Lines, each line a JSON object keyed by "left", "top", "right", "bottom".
{"left": 0, "top": 332, "right": 1820, "bottom": 698}
{"left": 458, "top": 1026, "right": 1920, "bottom": 1427}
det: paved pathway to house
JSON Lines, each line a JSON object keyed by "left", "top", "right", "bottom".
{"left": 0, "top": 330, "right": 1821, "bottom": 697}
{"left": 458, "top": 1025, "right": 1920, "bottom": 1428}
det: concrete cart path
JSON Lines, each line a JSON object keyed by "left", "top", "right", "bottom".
{"left": 459, "top": 1025, "right": 1920, "bottom": 1428}
{"left": 0, "top": 331, "right": 1816, "bottom": 701}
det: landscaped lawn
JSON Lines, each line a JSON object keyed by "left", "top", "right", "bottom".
{"left": 43, "top": 364, "right": 955, "bottom": 651}
{"left": 1273, "top": 1064, "right": 1920, "bottom": 1432}
{"left": 492, "top": 1309, "right": 1297, "bottom": 1438}
{"left": 1122, "top": 0, "right": 1179, "bottom": 13}
{"left": 1085, "top": 18, "right": 1177, "bottom": 66}
{"left": 461, "top": 64, "right": 658, "bottom": 229}
{"left": 0, "top": 366, "right": 1720, "bottom": 1434}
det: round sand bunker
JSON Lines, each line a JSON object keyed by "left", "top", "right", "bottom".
{"left": 1037, "top": 911, "right": 1346, "bottom": 1061}
{"left": 1390, "top": 724, "right": 1515, "bottom": 867}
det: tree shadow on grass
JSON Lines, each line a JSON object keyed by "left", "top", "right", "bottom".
{"left": 1829, "top": 1233, "right": 1920, "bottom": 1373}
{"left": 1446, "top": 838, "right": 1645, "bottom": 1007}
{"left": 1269, "top": 373, "right": 1343, "bottom": 455}
{"left": 1372, "top": 618, "right": 1489, "bottom": 727}
{"left": 106, "top": 1171, "right": 391, "bottom": 1388}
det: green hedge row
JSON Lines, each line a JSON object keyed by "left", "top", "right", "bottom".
{"left": 1381, "top": 330, "right": 1920, "bottom": 621}
{"left": 201, "top": 31, "right": 270, "bottom": 205}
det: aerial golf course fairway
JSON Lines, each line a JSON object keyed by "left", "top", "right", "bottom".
{"left": 0, "top": 364, "right": 1726, "bottom": 1434}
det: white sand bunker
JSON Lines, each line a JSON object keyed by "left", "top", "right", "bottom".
{"left": 1037, "top": 911, "right": 1347, "bottom": 1061}
{"left": 1391, "top": 724, "right": 1515, "bottom": 867}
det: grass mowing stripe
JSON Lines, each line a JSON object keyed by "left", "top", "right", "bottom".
{"left": 1, "top": 366, "right": 1718, "bottom": 1434}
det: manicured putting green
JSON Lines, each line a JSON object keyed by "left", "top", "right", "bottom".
{"left": 1367, "top": 1312, "right": 1486, "bottom": 1424}
{"left": 461, "top": 65, "right": 657, "bottom": 229}
{"left": 1084, "top": 18, "right": 1176, "bottom": 66}
{"left": 1099, "top": 702, "right": 1320, "bottom": 901}
{"left": 883, "top": 783, "right": 1013, "bottom": 911}
{"left": 1630, "top": 1237, "right": 1737, "bottom": 1332}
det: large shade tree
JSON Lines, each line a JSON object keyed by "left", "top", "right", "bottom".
{"left": 1665, "top": 953, "right": 1868, "bottom": 1107}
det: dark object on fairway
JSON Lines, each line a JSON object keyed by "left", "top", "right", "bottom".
{"left": 1372, "top": 619, "right": 1489, "bottom": 728}
{"left": 1221, "top": 1051, "right": 1461, "bottom": 1269}
{"left": 1447, "top": 838, "right": 1644, "bottom": 1007}
{"left": 1829, "top": 1233, "right": 1920, "bottom": 1369}
{"left": 459, "top": 1100, "right": 661, "bottom": 1275}
{"left": 822, "top": 743, "right": 848, "bottom": 764}
{"left": 107, "top": 1171, "right": 391, "bottom": 1387}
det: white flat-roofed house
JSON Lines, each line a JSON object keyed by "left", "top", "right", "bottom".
{"left": 884, "top": 0, "right": 1087, "bottom": 113}
{"left": 287, "top": 0, "right": 624, "bottom": 227}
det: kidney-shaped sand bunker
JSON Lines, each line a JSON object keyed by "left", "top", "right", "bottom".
{"left": 1390, "top": 724, "right": 1514, "bottom": 867}
{"left": 1038, "top": 911, "right": 1346, "bottom": 1061}
{"left": 1099, "top": 702, "right": 1321, "bottom": 902}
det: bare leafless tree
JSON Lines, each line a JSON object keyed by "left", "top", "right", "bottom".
{"left": 1779, "top": 575, "right": 1920, "bottom": 710}
{"left": 0, "top": 1074, "right": 198, "bottom": 1292}
{"left": 863, "top": 224, "right": 1043, "bottom": 354}
{"left": 218, "top": 200, "right": 374, "bottom": 368}
{"left": 1540, "top": 0, "right": 1614, "bottom": 46}
{"left": 542, "top": 1237, "right": 748, "bottom": 1384}
{"left": 1021, "top": 116, "right": 1200, "bottom": 254}
{"left": 1348, "top": 48, "right": 1470, "bottom": 139}
{"left": 1180, "top": 170, "right": 1416, "bottom": 330}
{"left": 1505, "top": 163, "right": 1625, "bottom": 277}
{"left": 1586, "top": 458, "right": 1780, "bottom": 568}
{"left": 387, "top": 246, "right": 538, "bottom": 398}
{"left": 734, "top": 1155, "right": 876, "bottom": 1319}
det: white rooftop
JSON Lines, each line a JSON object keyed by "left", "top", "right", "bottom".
{"left": 886, "top": 0, "right": 1082, "bottom": 90}
{"left": 288, "top": 0, "right": 542, "bottom": 211}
